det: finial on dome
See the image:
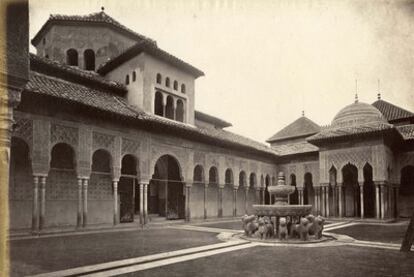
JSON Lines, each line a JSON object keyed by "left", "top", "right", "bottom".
{"left": 302, "top": 110, "right": 305, "bottom": 117}
{"left": 377, "top": 79, "right": 381, "bottom": 100}
{"left": 355, "top": 79, "right": 359, "bottom": 103}
{"left": 101, "top": 6, "right": 105, "bottom": 12}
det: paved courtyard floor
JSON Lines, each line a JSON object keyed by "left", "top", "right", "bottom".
{"left": 9, "top": 220, "right": 414, "bottom": 277}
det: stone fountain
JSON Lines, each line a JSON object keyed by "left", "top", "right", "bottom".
{"left": 242, "top": 171, "right": 324, "bottom": 242}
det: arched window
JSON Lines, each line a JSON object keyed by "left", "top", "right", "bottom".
{"left": 165, "top": 96, "right": 174, "bottom": 119}
{"left": 165, "top": 77, "right": 170, "bottom": 87}
{"left": 225, "top": 169, "right": 233, "bottom": 185}
{"left": 66, "top": 49, "right": 78, "bottom": 66}
{"left": 239, "top": 171, "right": 246, "bottom": 187}
{"left": 173, "top": 80, "right": 178, "bottom": 90}
{"left": 121, "top": 154, "right": 137, "bottom": 176}
{"left": 154, "top": 91, "right": 164, "bottom": 116}
{"left": 181, "top": 84, "right": 186, "bottom": 93}
{"left": 156, "top": 73, "right": 162, "bottom": 84}
{"left": 92, "top": 149, "right": 111, "bottom": 173}
{"left": 132, "top": 71, "right": 136, "bottom": 82}
{"left": 249, "top": 173, "right": 256, "bottom": 188}
{"left": 50, "top": 143, "right": 75, "bottom": 169}
{"left": 209, "top": 167, "right": 218, "bottom": 184}
{"left": 125, "top": 75, "right": 130, "bottom": 85}
{"left": 193, "top": 165, "right": 204, "bottom": 183}
{"left": 176, "top": 99, "right": 184, "bottom": 122}
{"left": 84, "top": 49, "right": 95, "bottom": 70}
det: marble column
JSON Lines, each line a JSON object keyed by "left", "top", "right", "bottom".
{"left": 113, "top": 180, "right": 118, "bottom": 225}
{"left": 375, "top": 183, "right": 380, "bottom": 219}
{"left": 143, "top": 183, "right": 148, "bottom": 224}
{"left": 39, "top": 176, "right": 47, "bottom": 230}
{"left": 261, "top": 187, "right": 265, "bottom": 204}
{"left": 233, "top": 188, "right": 237, "bottom": 217}
{"left": 139, "top": 183, "right": 144, "bottom": 224}
{"left": 255, "top": 187, "right": 261, "bottom": 205}
{"left": 204, "top": 183, "right": 208, "bottom": 219}
{"left": 388, "top": 185, "right": 393, "bottom": 218}
{"left": 359, "top": 183, "right": 364, "bottom": 219}
{"left": 32, "top": 176, "right": 40, "bottom": 232}
{"left": 332, "top": 184, "right": 337, "bottom": 217}
{"left": 244, "top": 187, "right": 249, "bottom": 214}
{"left": 218, "top": 186, "right": 223, "bottom": 218}
{"left": 395, "top": 186, "right": 400, "bottom": 219}
{"left": 162, "top": 104, "right": 166, "bottom": 117}
{"left": 380, "top": 184, "right": 386, "bottom": 220}
{"left": 77, "top": 178, "right": 83, "bottom": 228}
{"left": 326, "top": 185, "right": 330, "bottom": 218}
{"left": 321, "top": 186, "right": 325, "bottom": 216}
{"left": 338, "top": 183, "right": 343, "bottom": 217}
{"left": 185, "top": 184, "right": 191, "bottom": 222}
{"left": 82, "top": 179, "right": 88, "bottom": 227}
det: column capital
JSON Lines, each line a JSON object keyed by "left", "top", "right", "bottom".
{"left": 218, "top": 184, "right": 225, "bottom": 189}
{"left": 320, "top": 183, "right": 329, "bottom": 188}
{"left": 185, "top": 183, "right": 192, "bottom": 188}
{"left": 337, "top": 182, "right": 343, "bottom": 187}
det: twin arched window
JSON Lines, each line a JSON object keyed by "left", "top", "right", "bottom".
{"left": 84, "top": 49, "right": 95, "bottom": 71}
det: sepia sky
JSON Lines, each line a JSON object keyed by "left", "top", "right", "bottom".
{"left": 29, "top": 0, "right": 414, "bottom": 143}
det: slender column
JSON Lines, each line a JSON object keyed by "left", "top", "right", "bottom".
{"left": 113, "top": 180, "right": 118, "bottom": 225}
{"left": 185, "top": 185, "right": 191, "bottom": 222}
{"left": 380, "top": 184, "right": 386, "bottom": 220}
{"left": 32, "top": 176, "right": 40, "bottom": 232}
{"left": 255, "top": 187, "right": 261, "bottom": 205}
{"left": 359, "top": 183, "right": 364, "bottom": 219}
{"left": 332, "top": 184, "right": 337, "bottom": 217}
{"left": 315, "top": 187, "right": 319, "bottom": 215}
{"left": 165, "top": 181, "right": 168, "bottom": 217}
{"left": 162, "top": 104, "right": 166, "bottom": 117}
{"left": 321, "top": 186, "right": 325, "bottom": 216}
{"left": 143, "top": 183, "right": 148, "bottom": 224}
{"left": 203, "top": 183, "right": 208, "bottom": 219}
{"left": 261, "top": 187, "right": 265, "bottom": 204}
{"left": 326, "top": 185, "right": 330, "bottom": 218}
{"left": 388, "top": 185, "right": 393, "bottom": 218}
{"left": 338, "top": 183, "right": 343, "bottom": 217}
{"left": 77, "top": 178, "right": 83, "bottom": 228}
{"left": 82, "top": 179, "right": 88, "bottom": 227}
{"left": 233, "top": 188, "right": 237, "bottom": 217}
{"left": 139, "top": 183, "right": 144, "bottom": 224}
{"left": 39, "top": 176, "right": 47, "bottom": 230}
{"left": 218, "top": 186, "right": 223, "bottom": 218}
{"left": 244, "top": 187, "right": 249, "bottom": 214}
{"left": 395, "top": 186, "right": 400, "bottom": 219}
{"left": 204, "top": 183, "right": 208, "bottom": 219}
{"left": 375, "top": 183, "right": 380, "bottom": 219}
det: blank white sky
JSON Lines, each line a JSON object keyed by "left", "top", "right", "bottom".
{"left": 29, "top": 0, "right": 414, "bottom": 143}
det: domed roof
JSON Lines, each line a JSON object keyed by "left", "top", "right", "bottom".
{"left": 332, "top": 101, "right": 387, "bottom": 128}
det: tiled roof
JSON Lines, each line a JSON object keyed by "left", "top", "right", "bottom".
{"left": 32, "top": 10, "right": 155, "bottom": 46}
{"left": 25, "top": 71, "right": 137, "bottom": 118}
{"left": 307, "top": 122, "right": 394, "bottom": 143}
{"left": 24, "top": 67, "right": 277, "bottom": 158}
{"left": 30, "top": 53, "right": 126, "bottom": 94}
{"left": 195, "top": 110, "right": 232, "bottom": 128}
{"left": 266, "top": 116, "right": 320, "bottom": 143}
{"left": 397, "top": 125, "right": 414, "bottom": 140}
{"left": 97, "top": 41, "right": 204, "bottom": 77}
{"left": 271, "top": 141, "right": 319, "bottom": 156}
{"left": 372, "top": 99, "right": 414, "bottom": 122}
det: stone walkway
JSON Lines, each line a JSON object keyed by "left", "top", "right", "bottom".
{"left": 23, "top": 221, "right": 413, "bottom": 277}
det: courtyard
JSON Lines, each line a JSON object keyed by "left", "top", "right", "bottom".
{"left": 9, "top": 220, "right": 414, "bottom": 277}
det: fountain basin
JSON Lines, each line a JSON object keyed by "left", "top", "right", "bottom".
{"left": 252, "top": 204, "right": 312, "bottom": 217}
{"left": 267, "top": 185, "right": 295, "bottom": 196}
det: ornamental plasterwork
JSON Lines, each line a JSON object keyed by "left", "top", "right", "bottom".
{"left": 325, "top": 148, "right": 372, "bottom": 170}
{"left": 51, "top": 123, "right": 78, "bottom": 147}
{"left": 92, "top": 132, "right": 115, "bottom": 152}
{"left": 399, "top": 152, "right": 414, "bottom": 169}
{"left": 12, "top": 117, "right": 32, "bottom": 146}
{"left": 121, "top": 138, "right": 139, "bottom": 156}
{"left": 193, "top": 151, "right": 206, "bottom": 166}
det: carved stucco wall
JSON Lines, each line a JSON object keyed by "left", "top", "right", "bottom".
{"left": 278, "top": 160, "right": 319, "bottom": 188}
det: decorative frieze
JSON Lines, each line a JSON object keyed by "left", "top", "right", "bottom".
{"left": 51, "top": 124, "right": 78, "bottom": 146}
{"left": 121, "top": 138, "right": 139, "bottom": 156}
{"left": 13, "top": 117, "right": 32, "bottom": 145}
{"left": 93, "top": 132, "right": 115, "bottom": 152}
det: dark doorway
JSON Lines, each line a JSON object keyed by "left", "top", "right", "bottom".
{"left": 151, "top": 155, "right": 184, "bottom": 219}
{"left": 363, "top": 163, "right": 375, "bottom": 218}
{"left": 265, "top": 175, "right": 270, "bottom": 204}
{"left": 290, "top": 174, "right": 299, "bottom": 204}
{"left": 304, "top": 173, "right": 314, "bottom": 206}
{"left": 400, "top": 165, "right": 414, "bottom": 218}
{"left": 342, "top": 163, "right": 360, "bottom": 217}
{"left": 119, "top": 154, "right": 138, "bottom": 223}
